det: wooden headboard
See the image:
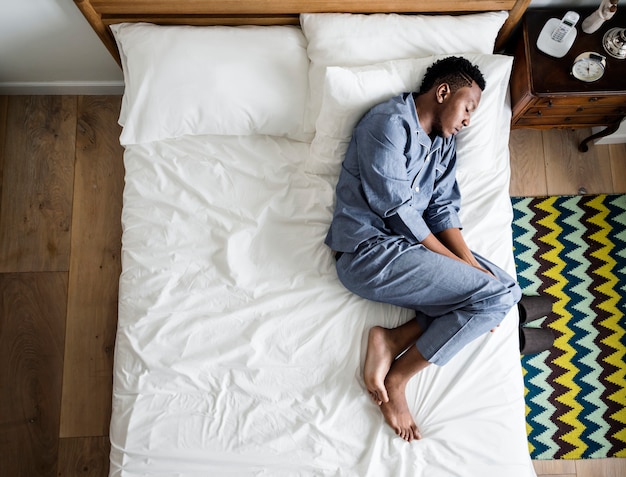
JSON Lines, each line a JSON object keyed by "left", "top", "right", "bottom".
{"left": 74, "top": 0, "right": 531, "bottom": 66}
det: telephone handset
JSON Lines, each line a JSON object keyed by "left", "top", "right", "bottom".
{"left": 536, "top": 11, "right": 580, "bottom": 58}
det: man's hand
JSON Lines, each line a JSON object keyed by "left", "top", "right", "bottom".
{"left": 422, "top": 229, "right": 500, "bottom": 332}
{"left": 473, "top": 264, "right": 496, "bottom": 278}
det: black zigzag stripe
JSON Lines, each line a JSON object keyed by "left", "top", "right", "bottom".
{"left": 529, "top": 197, "right": 577, "bottom": 458}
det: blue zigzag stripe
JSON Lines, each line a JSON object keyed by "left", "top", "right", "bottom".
{"left": 523, "top": 352, "right": 558, "bottom": 457}
{"left": 557, "top": 196, "right": 604, "bottom": 457}
{"left": 514, "top": 197, "right": 559, "bottom": 457}
{"left": 512, "top": 198, "right": 542, "bottom": 293}
{"left": 606, "top": 195, "right": 626, "bottom": 451}
{"left": 607, "top": 195, "right": 626, "bottom": 341}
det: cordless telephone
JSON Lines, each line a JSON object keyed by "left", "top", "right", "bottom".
{"left": 536, "top": 11, "right": 580, "bottom": 58}
{"left": 551, "top": 11, "right": 580, "bottom": 42}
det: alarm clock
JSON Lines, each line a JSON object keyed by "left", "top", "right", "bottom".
{"left": 571, "top": 52, "right": 607, "bottom": 82}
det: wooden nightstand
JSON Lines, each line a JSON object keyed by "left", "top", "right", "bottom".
{"left": 510, "top": 8, "right": 626, "bottom": 151}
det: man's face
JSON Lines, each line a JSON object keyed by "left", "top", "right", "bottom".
{"left": 432, "top": 81, "right": 482, "bottom": 139}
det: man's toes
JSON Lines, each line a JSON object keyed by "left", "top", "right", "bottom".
{"left": 395, "top": 424, "right": 420, "bottom": 442}
{"left": 370, "top": 387, "right": 389, "bottom": 406}
{"left": 369, "top": 390, "right": 382, "bottom": 405}
{"left": 396, "top": 426, "right": 411, "bottom": 442}
{"left": 369, "top": 388, "right": 389, "bottom": 405}
{"left": 377, "top": 387, "right": 389, "bottom": 404}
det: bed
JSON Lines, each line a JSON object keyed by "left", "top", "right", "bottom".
{"left": 75, "top": 1, "right": 536, "bottom": 476}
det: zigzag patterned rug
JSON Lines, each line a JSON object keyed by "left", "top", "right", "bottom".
{"left": 511, "top": 194, "right": 626, "bottom": 460}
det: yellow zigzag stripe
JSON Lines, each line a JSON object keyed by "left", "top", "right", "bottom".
{"left": 587, "top": 195, "right": 626, "bottom": 453}
{"left": 537, "top": 197, "right": 586, "bottom": 458}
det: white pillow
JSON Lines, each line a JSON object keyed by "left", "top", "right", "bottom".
{"left": 306, "top": 54, "right": 513, "bottom": 177}
{"left": 110, "top": 23, "right": 311, "bottom": 145}
{"left": 300, "top": 11, "right": 509, "bottom": 131}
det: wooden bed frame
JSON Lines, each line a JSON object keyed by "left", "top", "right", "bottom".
{"left": 74, "top": 0, "right": 530, "bottom": 66}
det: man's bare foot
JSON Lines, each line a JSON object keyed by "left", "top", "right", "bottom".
{"left": 380, "top": 374, "right": 421, "bottom": 442}
{"left": 364, "top": 326, "right": 395, "bottom": 405}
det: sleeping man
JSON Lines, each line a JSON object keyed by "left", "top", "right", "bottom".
{"left": 325, "top": 56, "right": 522, "bottom": 442}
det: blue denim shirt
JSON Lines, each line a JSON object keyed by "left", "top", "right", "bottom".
{"left": 325, "top": 93, "right": 462, "bottom": 253}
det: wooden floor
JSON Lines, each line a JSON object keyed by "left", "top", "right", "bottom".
{"left": 0, "top": 95, "right": 624, "bottom": 476}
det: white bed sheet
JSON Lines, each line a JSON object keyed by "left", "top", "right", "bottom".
{"left": 111, "top": 128, "right": 536, "bottom": 476}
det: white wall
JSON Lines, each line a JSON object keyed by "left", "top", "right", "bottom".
{"left": 0, "top": 0, "right": 123, "bottom": 94}
{"left": 0, "top": 0, "right": 606, "bottom": 94}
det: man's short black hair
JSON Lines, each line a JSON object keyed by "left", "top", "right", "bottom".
{"left": 418, "top": 56, "right": 486, "bottom": 95}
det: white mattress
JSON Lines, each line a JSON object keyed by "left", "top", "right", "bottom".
{"left": 111, "top": 131, "right": 536, "bottom": 476}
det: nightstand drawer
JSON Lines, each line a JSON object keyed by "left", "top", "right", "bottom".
{"left": 524, "top": 104, "right": 626, "bottom": 117}
{"left": 515, "top": 114, "right": 623, "bottom": 127}
{"left": 533, "top": 96, "right": 626, "bottom": 108}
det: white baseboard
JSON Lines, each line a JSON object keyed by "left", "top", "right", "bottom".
{"left": 0, "top": 81, "right": 124, "bottom": 95}
{"left": 592, "top": 120, "right": 626, "bottom": 145}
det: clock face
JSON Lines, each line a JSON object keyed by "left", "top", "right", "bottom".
{"left": 572, "top": 58, "right": 605, "bottom": 82}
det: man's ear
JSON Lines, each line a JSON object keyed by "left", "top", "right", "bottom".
{"left": 436, "top": 83, "right": 450, "bottom": 104}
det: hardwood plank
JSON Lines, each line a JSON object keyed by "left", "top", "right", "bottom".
{"left": 0, "top": 96, "right": 77, "bottom": 273}
{"left": 0, "top": 96, "right": 8, "bottom": 208}
{"left": 59, "top": 96, "right": 124, "bottom": 437}
{"left": 509, "top": 129, "right": 547, "bottom": 197}
{"left": 533, "top": 474, "right": 575, "bottom": 477}
{"left": 543, "top": 128, "right": 615, "bottom": 196}
{"left": 609, "top": 143, "right": 626, "bottom": 194}
{"left": 532, "top": 459, "right": 577, "bottom": 475}
{"left": 576, "top": 457, "right": 626, "bottom": 477}
{"left": 0, "top": 272, "right": 68, "bottom": 477}
{"left": 57, "top": 436, "right": 110, "bottom": 477}
{"left": 533, "top": 473, "right": 575, "bottom": 477}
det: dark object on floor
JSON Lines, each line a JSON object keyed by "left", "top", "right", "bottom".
{"left": 519, "top": 327, "right": 555, "bottom": 355}
{"left": 518, "top": 295, "right": 552, "bottom": 325}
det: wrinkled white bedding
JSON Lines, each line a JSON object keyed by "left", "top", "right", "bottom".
{"left": 110, "top": 132, "right": 535, "bottom": 476}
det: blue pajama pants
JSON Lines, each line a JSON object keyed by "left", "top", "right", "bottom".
{"left": 336, "top": 237, "right": 522, "bottom": 366}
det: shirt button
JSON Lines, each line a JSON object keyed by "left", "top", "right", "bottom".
{"left": 414, "top": 186, "right": 420, "bottom": 192}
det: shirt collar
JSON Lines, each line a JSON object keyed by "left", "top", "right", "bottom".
{"left": 408, "top": 93, "right": 443, "bottom": 153}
